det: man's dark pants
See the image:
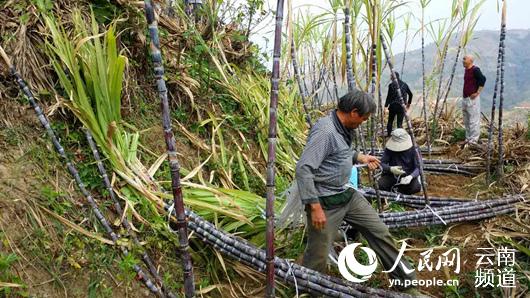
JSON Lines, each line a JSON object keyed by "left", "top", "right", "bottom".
{"left": 387, "top": 105, "right": 405, "bottom": 136}
{"left": 302, "top": 190, "right": 416, "bottom": 284}
{"left": 378, "top": 174, "right": 421, "bottom": 195}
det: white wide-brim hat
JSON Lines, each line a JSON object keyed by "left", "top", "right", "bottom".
{"left": 386, "top": 128, "right": 413, "bottom": 152}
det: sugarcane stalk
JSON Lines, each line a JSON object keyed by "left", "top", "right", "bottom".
{"left": 265, "top": 0, "right": 285, "bottom": 295}
{"left": 492, "top": 0, "right": 507, "bottom": 182}
{"left": 0, "top": 50, "right": 165, "bottom": 297}
{"left": 142, "top": 2, "right": 195, "bottom": 296}
{"left": 291, "top": 36, "right": 312, "bottom": 127}
{"left": 380, "top": 34, "right": 430, "bottom": 206}
{"left": 84, "top": 129, "right": 176, "bottom": 298}
{"left": 344, "top": 4, "right": 355, "bottom": 92}
{"left": 420, "top": 5, "right": 431, "bottom": 153}
{"left": 368, "top": 23, "right": 383, "bottom": 212}
{"left": 486, "top": 38, "right": 504, "bottom": 183}
{"left": 331, "top": 50, "right": 340, "bottom": 104}
{"left": 377, "top": 77, "right": 385, "bottom": 139}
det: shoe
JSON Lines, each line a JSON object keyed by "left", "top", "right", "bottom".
{"left": 403, "top": 287, "right": 430, "bottom": 297}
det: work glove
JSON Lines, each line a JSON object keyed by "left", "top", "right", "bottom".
{"left": 390, "top": 166, "right": 406, "bottom": 175}
{"left": 400, "top": 175, "right": 413, "bottom": 185}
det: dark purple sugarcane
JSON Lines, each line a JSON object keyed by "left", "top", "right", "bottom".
{"left": 343, "top": 6, "right": 355, "bottom": 92}
{"left": 290, "top": 37, "right": 312, "bottom": 127}
{"left": 380, "top": 34, "right": 430, "bottom": 206}
{"left": 368, "top": 33, "right": 383, "bottom": 212}
{"left": 0, "top": 55, "right": 165, "bottom": 296}
{"left": 486, "top": 33, "right": 505, "bottom": 182}
{"left": 331, "top": 52, "right": 340, "bottom": 104}
{"left": 142, "top": 1, "right": 195, "bottom": 296}
{"left": 496, "top": 0, "right": 508, "bottom": 180}
{"left": 381, "top": 196, "right": 521, "bottom": 221}
{"left": 420, "top": 12, "right": 431, "bottom": 153}
{"left": 265, "top": 0, "right": 286, "bottom": 295}
{"left": 385, "top": 204, "right": 515, "bottom": 228}
{"left": 385, "top": 206, "right": 515, "bottom": 229}
{"left": 377, "top": 77, "right": 385, "bottom": 140}
{"left": 84, "top": 130, "right": 176, "bottom": 298}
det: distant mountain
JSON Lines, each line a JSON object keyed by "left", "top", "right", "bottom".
{"left": 394, "top": 29, "right": 530, "bottom": 111}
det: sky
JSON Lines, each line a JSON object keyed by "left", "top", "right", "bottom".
{"left": 250, "top": 0, "right": 530, "bottom": 57}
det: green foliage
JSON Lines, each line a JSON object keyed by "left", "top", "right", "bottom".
{"left": 32, "top": 0, "right": 53, "bottom": 14}
{"left": 41, "top": 186, "right": 71, "bottom": 215}
{"left": 451, "top": 127, "right": 467, "bottom": 143}
{"left": 0, "top": 252, "right": 27, "bottom": 296}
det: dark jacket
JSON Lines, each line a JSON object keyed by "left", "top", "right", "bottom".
{"left": 385, "top": 80, "right": 413, "bottom": 109}
{"left": 381, "top": 147, "right": 419, "bottom": 178}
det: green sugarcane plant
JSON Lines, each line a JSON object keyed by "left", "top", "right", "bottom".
{"left": 400, "top": 13, "right": 412, "bottom": 76}
{"left": 487, "top": 0, "right": 507, "bottom": 183}
{"left": 432, "top": 19, "right": 457, "bottom": 125}
{"left": 428, "top": 19, "right": 450, "bottom": 140}
{"left": 497, "top": 0, "right": 507, "bottom": 180}
{"left": 45, "top": 7, "right": 270, "bottom": 240}
{"left": 142, "top": 1, "right": 195, "bottom": 296}
{"left": 265, "top": 0, "right": 286, "bottom": 295}
{"left": 381, "top": 33, "right": 430, "bottom": 206}
{"left": 343, "top": 1, "right": 356, "bottom": 92}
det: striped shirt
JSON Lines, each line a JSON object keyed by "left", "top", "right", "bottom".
{"left": 295, "top": 111, "right": 359, "bottom": 205}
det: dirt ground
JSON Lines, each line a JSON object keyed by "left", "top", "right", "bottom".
{"left": 0, "top": 106, "right": 153, "bottom": 297}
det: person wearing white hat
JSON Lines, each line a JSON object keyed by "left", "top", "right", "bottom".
{"left": 378, "top": 128, "right": 421, "bottom": 194}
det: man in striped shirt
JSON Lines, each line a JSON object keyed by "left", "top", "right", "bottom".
{"left": 296, "top": 90, "right": 417, "bottom": 291}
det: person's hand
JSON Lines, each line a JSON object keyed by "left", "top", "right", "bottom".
{"left": 390, "top": 166, "right": 406, "bottom": 175}
{"left": 400, "top": 175, "right": 413, "bottom": 185}
{"left": 359, "top": 154, "right": 380, "bottom": 170}
{"left": 470, "top": 92, "right": 479, "bottom": 99}
{"left": 310, "top": 203, "right": 326, "bottom": 230}
{"left": 406, "top": 104, "right": 411, "bottom": 110}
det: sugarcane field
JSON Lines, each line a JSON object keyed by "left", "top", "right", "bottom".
{"left": 1, "top": 0, "right": 530, "bottom": 297}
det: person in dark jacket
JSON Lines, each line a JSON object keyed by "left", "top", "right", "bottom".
{"left": 462, "top": 54, "right": 486, "bottom": 144}
{"left": 378, "top": 128, "right": 421, "bottom": 195}
{"left": 385, "top": 72, "right": 413, "bottom": 137}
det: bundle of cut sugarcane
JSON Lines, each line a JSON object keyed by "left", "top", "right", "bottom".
{"left": 371, "top": 147, "right": 446, "bottom": 156}
{"left": 422, "top": 165, "right": 479, "bottom": 176}
{"left": 380, "top": 196, "right": 523, "bottom": 229}
{"left": 361, "top": 188, "right": 468, "bottom": 207}
{"left": 172, "top": 207, "right": 414, "bottom": 298}
{"left": 0, "top": 54, "right": 169, "bottom": 297}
